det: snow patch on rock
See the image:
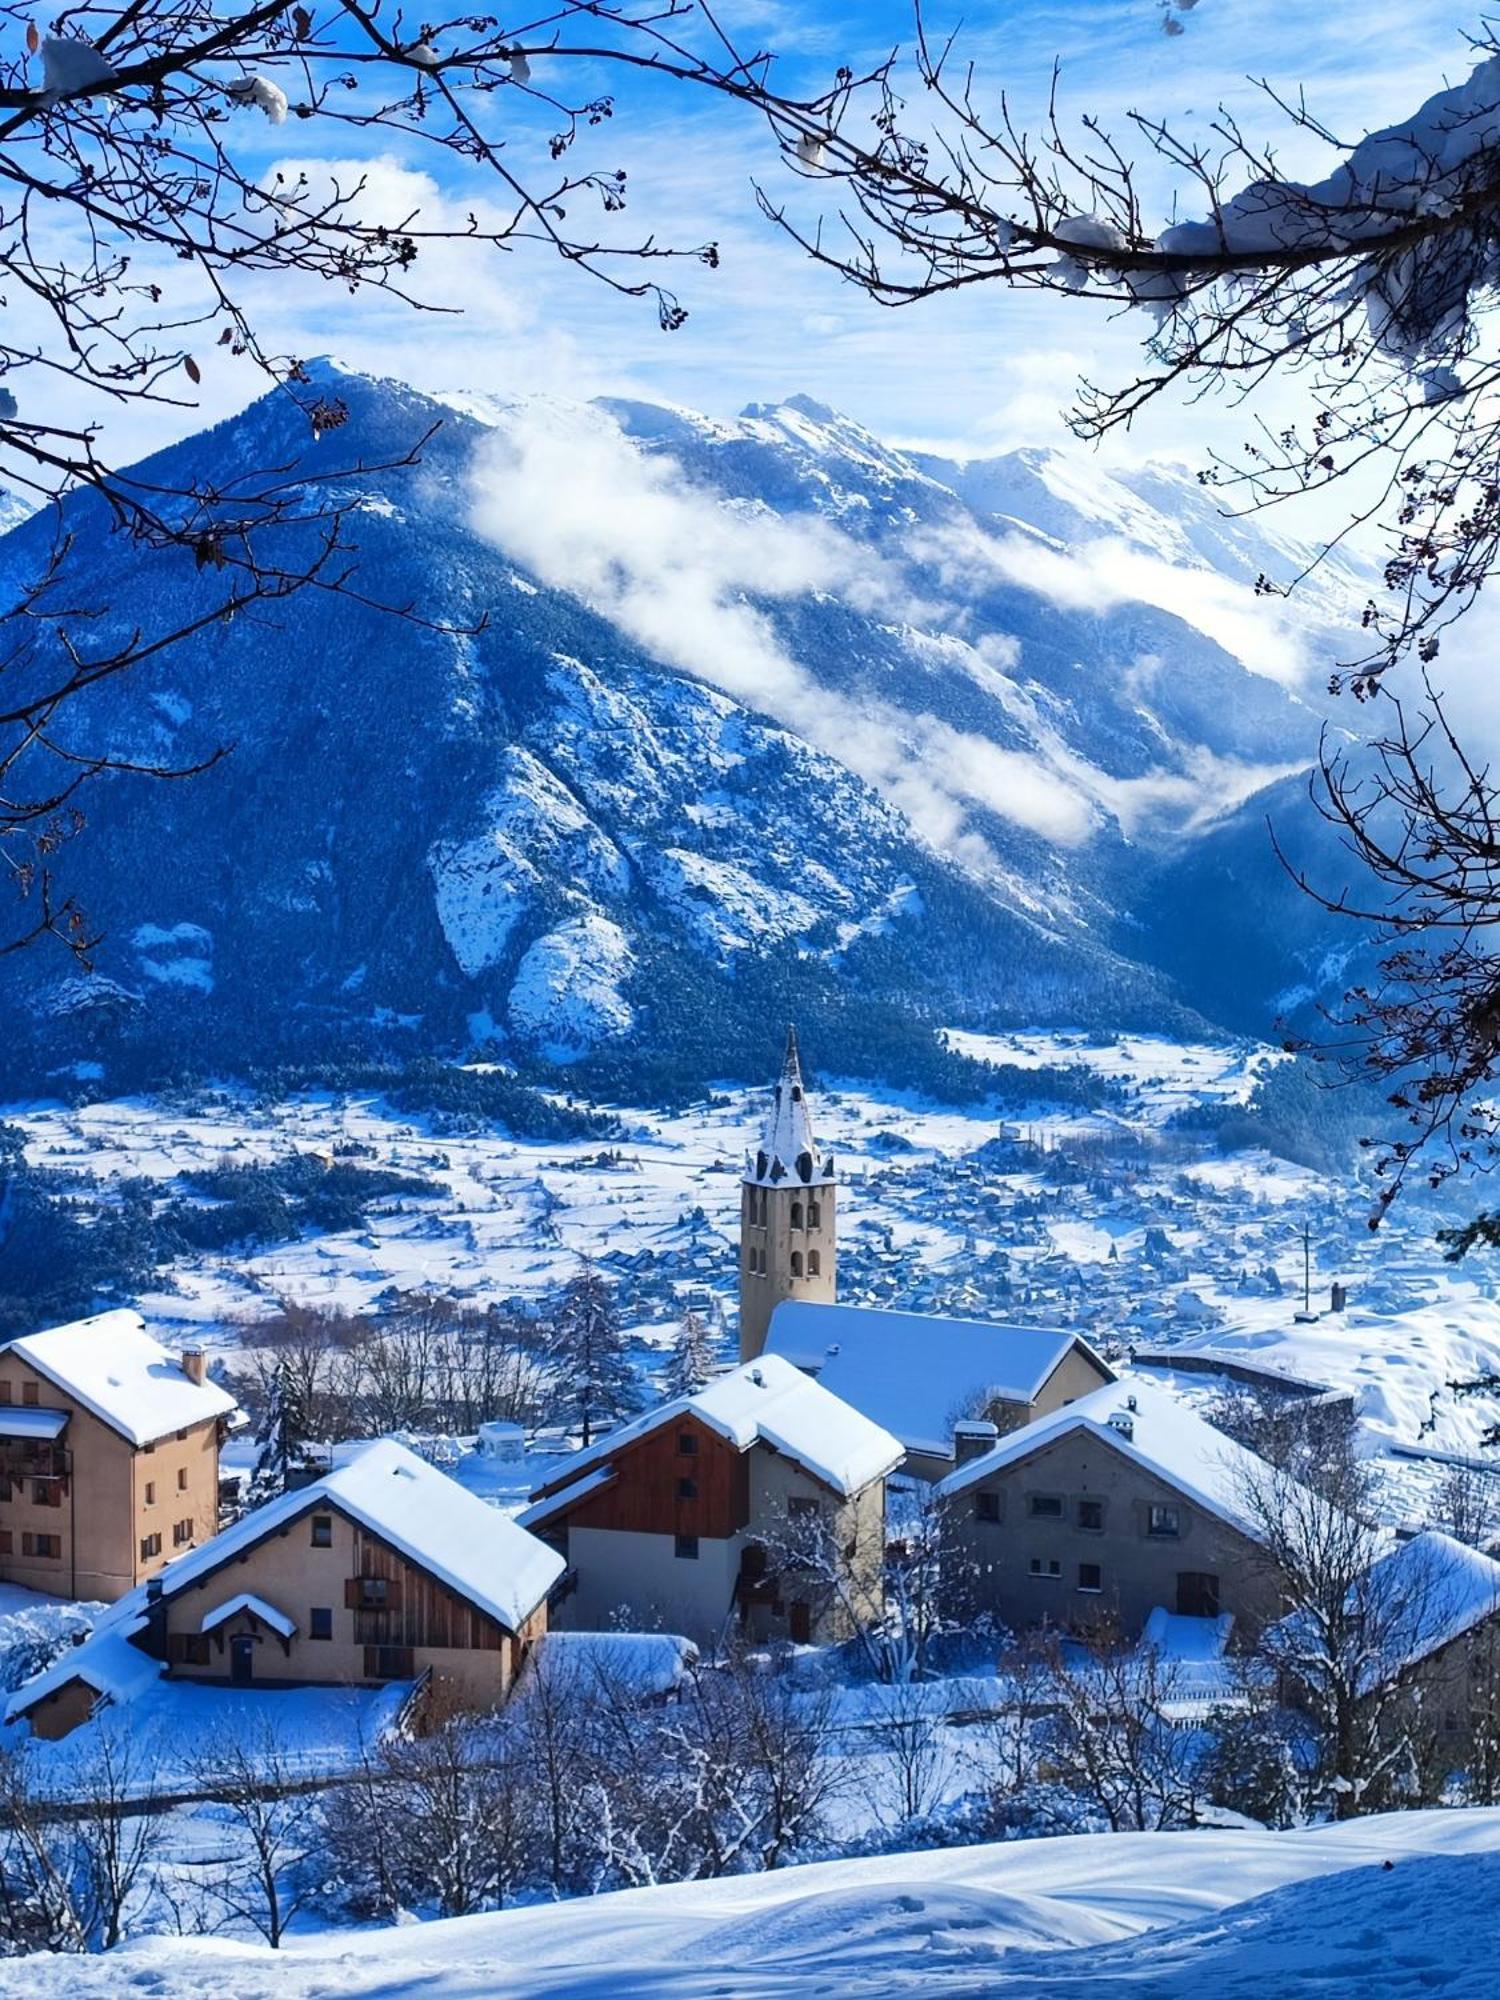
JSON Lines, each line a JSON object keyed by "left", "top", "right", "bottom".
{"left": 508, "top": 914, "right": 635, "bottom": 1061}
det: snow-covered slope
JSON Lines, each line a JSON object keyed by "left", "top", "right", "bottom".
{"left": 0, "top": 367, "right": 1361, "bottom": 1091}
{"left": 9, "top": 1810, "right": 1498, "bottom": 1997}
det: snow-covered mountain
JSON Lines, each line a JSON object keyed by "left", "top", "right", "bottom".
{"left": 0, "top": 366, "right": 1362, "bottom": 1093}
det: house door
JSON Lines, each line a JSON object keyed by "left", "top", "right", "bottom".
{"left": 230, "top": 1634, "right": 255, "bottom": 1685}
{"left": 1176, "top": 1572, "right": 1221, "bottom": 1619}
{"left": 788, "top": 1601, "right": 811, "bottom": 1644}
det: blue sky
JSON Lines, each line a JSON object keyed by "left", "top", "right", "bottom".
{"left": 68, "top": 2, "right": 1498, "bottom": 469}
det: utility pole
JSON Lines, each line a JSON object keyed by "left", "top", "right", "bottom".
{"left": 1294, "top": 1220, "right": 1318, "bottom": 1323}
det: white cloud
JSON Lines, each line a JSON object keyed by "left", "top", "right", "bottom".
{"left": 466, "top": 404, "right": 1103, "bottom": 857}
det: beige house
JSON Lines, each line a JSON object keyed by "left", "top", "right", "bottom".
{"left": 739, "top": 1029, "right": 837, "bottom": 1363}
{"left": 0, "top": 1310, "right": 237, "bottom": 1602}
{"left": 937, "top": 1377, "right": 1293, "bottom": 1640}
{"left": 767, "top": 1300, "right": 1115, "bottom": 1482}
{"left": 8, "top": 1439, "right": 565, "bottom": 1739}
{"left": 523, "top": 1355, "right": 903, "bottom": 1648}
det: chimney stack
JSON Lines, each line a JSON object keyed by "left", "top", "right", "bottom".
{"left": 953, "top": 1419, "right": 999, "bottom": 1465}
{"left": 181, "top": 1347, "right": 206, "bottom": 1387}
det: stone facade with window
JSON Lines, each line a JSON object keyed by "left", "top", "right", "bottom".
{"left": 939, "top": 1401, "right": 1288, "bottom": 1640}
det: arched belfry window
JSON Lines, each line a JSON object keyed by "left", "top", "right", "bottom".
{"left": 807, "top": 1250, "right": 821, "bottom": 1277}
{"left": 790, "top": 1201, "right": 804, "bottom": 1230}
{"left": 790, "top": 1251, "right": 804, "bottom": 1278}
{"left": 808, "top": 1201, "right": 821, "bottom": 1229}
{"left": 758, "top": 1190, "right": 769, "bottom": 1225}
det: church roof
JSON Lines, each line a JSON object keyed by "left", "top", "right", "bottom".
{"left": 745, "top": 1026, "right": 835, "bottom": 1188}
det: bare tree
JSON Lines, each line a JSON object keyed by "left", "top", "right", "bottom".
{"left": 1429, "top": 1461, "right": 1500, "bottom": 1551}
{"left": 196, "top": 1724, "right": 321, "bottom": 1946}
{"left": 868, "top": 1677, "right": 952, "bottom": 1828}
{"left": 1036, "top": 1625, "right": 1199, "bottom": 1833}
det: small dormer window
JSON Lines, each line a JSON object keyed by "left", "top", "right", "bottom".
{"left": 796, "top": 1152, "right": 813, "bottom": 1183}
{"left": 755, "top": 1151, "right": 768, "bottom": 1181}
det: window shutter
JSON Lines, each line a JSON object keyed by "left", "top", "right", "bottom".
{"left": 344, "top": 1577, "right": 361, "bottom": 1609}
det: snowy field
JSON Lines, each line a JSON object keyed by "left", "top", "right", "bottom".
{"left": 6, "top": 1809, "right": 1497, "bottom": 1997}
{"left": 8, "top": 1028, "right": 1500, "bottom": 1528}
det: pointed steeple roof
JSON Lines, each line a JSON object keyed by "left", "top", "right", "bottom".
{"left": 746, "top": 1024, "right": 835, "bottom": 1188}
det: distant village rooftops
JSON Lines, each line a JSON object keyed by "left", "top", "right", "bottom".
{"left": 2, "top": 1309, "right": 238, "bottom": 1447}
{"left": 525, "top": 1353, "right": 904, "bottom": 1521}
{"left": 744, "top": 1025, "right": 835, "bottom": 1189}
{"left": 766, "top": 1300, "right": 1114, "bottom": 1461}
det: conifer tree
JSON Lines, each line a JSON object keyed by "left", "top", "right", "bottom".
{"left": 547, "top": 1262, "right": 641, "bottom": 1448}
{"left": 246, "top": 1360, "right": 315, "bottom": 1507}
{"left": 661, "top": 1308, "right": 717, "bottom": 1402}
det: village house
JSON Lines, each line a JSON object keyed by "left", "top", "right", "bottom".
{"left": 766, "top": 1299, "right": 1115, "bottom": 1482}
{"left": 8, "top": 1438, "right": 564, "bottom": 1740}
{"left": 0, "top": 1310, "right": 238, "bottom": 1602}
{"left": 936, "top": 1376, "right": 1300, "bottom": 1640}
{"left": 521, "top": 1355, "right": 903, "bottom": 1648}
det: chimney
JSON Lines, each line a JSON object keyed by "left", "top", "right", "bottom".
{"left": 953, "top": 1419, "right": 999, "bottom": 1465}
{"left": 181, "top": 1347, "right": 206, "bottom": 1386}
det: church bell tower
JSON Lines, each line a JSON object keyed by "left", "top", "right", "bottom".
{"left": 739, "top": 1026, "right": 837, "bottom": 1362}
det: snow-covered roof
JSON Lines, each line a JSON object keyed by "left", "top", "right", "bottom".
{"left": 936, "top": 1376, "right": 1297, "bottom": 1544}
{"left": 2, "top": 1310, "right": 238, "bottom": 1447}
{"left": 518, "top": 1463, "right": 617, "bottom": 1530}
{"left": 1350, "top": 1531, "right": 1500, "bottom": 1684}
{"left": 162, "top": 1439, "right": 565, "bottom": 1633}
{"left": 531, "top": 1353, "right": 903, "bottom": 1511}
{"left": 0, "top": 1407, "right": 69, "bottom": 1441}
{"left": 521, "top": 1631, "right": 698, "bottom": 1701}
{"left": 766, "top": 1300, "right": 1113, "bottom": 1460}
{"left": 6, "top": 1597, "right": 161, "bottom": 1722}
{"left": 201, "top": 1592, "right": 297, "bottom": 1640}
{"left": 745, "top": 1026, "right": 834, "bottom": 1188}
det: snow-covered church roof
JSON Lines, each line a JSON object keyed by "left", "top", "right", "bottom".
{"left": 744, "top": 1026, "right": 834, "bottom": 1189}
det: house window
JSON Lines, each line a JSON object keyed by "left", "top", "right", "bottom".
{"left": 171, "top": 1633, "right": 211, "bottom": 1666}
{"left": 0, "top": 1531, "right": 10, "bottom": 1555}
{"left": 975, "top": 1490, "right": 1001, "bottom": 1524}
{"left": 31, "top": 1479, "right": 59, "bottom": 1508}
{"left": 0, "top": 1381, "right": 10, "bottom": 1404}
{"left": 310, "top": 1607, "right": 333, "bottom": 1641}
{"left": 22, "top": 1533, "right": 59, "bottom": 1560}
{"left": 1028, "top": 1494, "right": 1063, "bottom": 1519}
{"left": 20, "top": 1383, "right": 36, "bottom": 1408}
{"left": 790, "top": 1252, "right": 804, "bottom": 1278}
{"left": 1078, "top": 1562, "right": 1103, "bottom": 1593}
{"left": 1028, "top": 1557, "right": 1061, "bottom": 1579}
{"left": 677, "top": 1432, "right": 698, "bottom": 1457}
{"left": 365, "top": 1644, "right": 415, "bottom": 1680}
{"left": 177, "top": 1468, "right": 189, "bottom": 1493}
{"left": 808, "top": 1201, "right": 821, "bottom": 1229}
{"left": 807, "top": 1250, "right": 821, "bottom": 1277}
{"left": 788, "top": 1496, "right": 819, "bottom": 1519}
{"left": 172, "top": 1519, "right": 194, "bottom": 1547}
{"left": 677, "top": 1477, "right": 697, "bottom": 1500}
{"left": 356, "top": 1577, "right": 389, "bottom": 1609}
{"left": 311, "top": 1515, "right": 333, "bottom": 1547}
{"left": 144, "top": 1481, "right": 156, "bottom": 1506}
{"left": 675, "top": 1535, "right": 699, "bottom": 1560}
{"left": 1078, "top": 1498, "right": 1104, "bottom": 1532}
{"left": 1147, "top": 1504, "right": 1182, "bottom": 1540}
{"left": 140, "top": 1532, "right": 162, "bottom": 1561}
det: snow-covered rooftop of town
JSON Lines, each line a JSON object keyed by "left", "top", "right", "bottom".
{"left": 1350, "top": 1530, "right": 1500, "bottom": 1682}
{"left": 163, "top": 1438, "right": 565, "bottom": 1633}
{"left": 529, "top": 1353, "right": 904, "bottom": 1508}
{"left": 521, "top": 1631, "right": 698, "bottom": 1702}
{"left": 4, "top": 1596, "right": 159, "bottom": 1722}
{"left": 1, "top": 1310, "right": 237, "bottom": 1448}
{"left": 766, "top": 1299, "right": 1110, "bottom": 1458}
{"left": 745, "top": 1026, "right": 834, "bottom": 1188}
{"left": 936, "top": 1374, "right": 1300, "bottom": 1543}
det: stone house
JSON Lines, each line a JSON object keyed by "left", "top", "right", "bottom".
{"left": 766, "top": 1299, "right": 1115, "bottom": 1482}
{"left": 936, "top": 1377, "right": 1296, "bottom": 1640}
{"left": 8, "top": 1438, "right": 564, "bottom": 1739}
{"left": 522, "top": 1355, "right": 903, "bottom": 1648}
{"left": 0, "top": 1310, "right": 237, "bottom": 1602}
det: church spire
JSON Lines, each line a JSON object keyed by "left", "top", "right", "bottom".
{"left": 748, "top": 1023, "right": 832, "bottom": 1189}
{"left": 739, "top": 1024, "right": 838, "bottom": 1361}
